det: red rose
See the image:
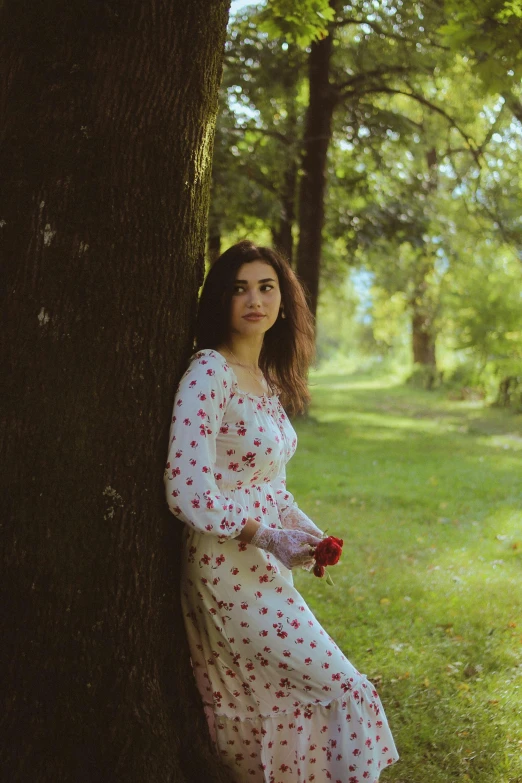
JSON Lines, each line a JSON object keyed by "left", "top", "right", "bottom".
{"left": 314, "top": 536, "right": 344, "bottom": 567}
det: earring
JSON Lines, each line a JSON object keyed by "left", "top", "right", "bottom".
{"left": 280, "top": 309, "right": 286, "bottom": 319}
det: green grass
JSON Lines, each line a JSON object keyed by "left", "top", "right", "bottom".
{"left": 290, "top": 368, "right": 522, "bottom": 783}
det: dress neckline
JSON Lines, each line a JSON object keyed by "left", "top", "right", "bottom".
{"left": 198, "top": 348, "right": 279, "bottom": 402}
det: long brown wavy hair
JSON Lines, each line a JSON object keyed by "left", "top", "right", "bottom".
{"left": 195, "top": 240, "right": 315, "bottom": 415}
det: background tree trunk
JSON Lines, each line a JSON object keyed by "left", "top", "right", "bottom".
{"left": 295, "top": 12, "right": 337, "bottom": 321}
{"left": 0, "top": 1, "right": 233, "bottom": 781}
{"left": 410, "top": 148, "right": 438, "bottom": 384}
{"left": 272, "top": 161, "right": 298, "bottom": 264}
{"left": 411, "top": 267, "right": 437, "bottom": 378}
{"left": 412, "top": 311, "right": 437, "bottom": 367}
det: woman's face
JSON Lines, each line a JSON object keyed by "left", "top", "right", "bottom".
{"left": 229, "top": 260, "right": 282, "bottom": 339}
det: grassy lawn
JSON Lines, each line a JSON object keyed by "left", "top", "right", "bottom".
{"left": 290, "top": 368, "right": 522, "bottom": 783}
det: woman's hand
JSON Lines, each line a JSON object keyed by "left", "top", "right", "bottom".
{"left": 280, "top": 507, "right": 324, "bottom": 538}
{"left": 250, "top": 526, "right": 322, "bottom": 570}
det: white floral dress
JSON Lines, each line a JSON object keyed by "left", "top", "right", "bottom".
{"left": 164, "top": 349, "right": 398, "bottom": 783}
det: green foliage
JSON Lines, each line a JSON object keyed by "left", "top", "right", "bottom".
{"left": 440, "top": 0, "right": 522, "bottom": 93}
{"left": 326, "top": 47, "right": 522, "bottom": 377}
{"left": 215, "top": 1, "right": 522, "bottom": 396}
{"left": 441, "top": 244, "right": 522, "bottom": 405}
{"left": 370, "top": 289, "right": 410, "bottom": 351}
{"left": 211, "top": 11, "right": 307, "bottom": 245}
{"left": 445, "top": 248, "right": 522, "bottom": 364}
{"left": 260, "top": 0, "right": 335, "bottom": 45}
{"left": 315, "top": 270, "right": 361, "bottom": 363}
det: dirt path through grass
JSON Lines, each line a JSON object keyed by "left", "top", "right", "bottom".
{"left": 291, "top": 371, "right": 522, "bottom": 783}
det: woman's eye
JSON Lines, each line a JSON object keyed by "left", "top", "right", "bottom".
{"left": 232, "top": 284, "right": 275, "bottom": 295}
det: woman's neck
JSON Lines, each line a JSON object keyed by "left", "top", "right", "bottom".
{"left": 219, "top": 336, "right": 263, "bottom": 369}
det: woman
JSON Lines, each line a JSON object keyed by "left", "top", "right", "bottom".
{"left": 164, "top": 240, "right": 398, "bottom": 782}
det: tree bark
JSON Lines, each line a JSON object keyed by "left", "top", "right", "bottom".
{"left": 410, "top": 149, "right": 438, "bottom": 384}
{"left": 495, "top": 376, "right": 522, "bottom": 409}
{"left": 412, "top": 311, "right": 437, "bottom": 367}
{"left": 0, "top": 1, "right": 233, "bottom": 781}
{"left": 295, "top": 23, "right": 337, "bottom": 321}
{"left": 208, "top": 231, "right": 222, "bottom": 264}
{"left": 411, "top": 261, "right": 437, "bottom": 380}
{"left": 272, "top": 160, "right": 298, "bottom": 264}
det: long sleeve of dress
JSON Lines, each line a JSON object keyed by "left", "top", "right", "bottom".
{"left": 164, "top": 353, "right": 250, "bottom": 539}
{"left": 272, "top": 455, "right": 324, "bottom": 538}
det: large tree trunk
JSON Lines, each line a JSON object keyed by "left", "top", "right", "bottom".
{"left": 0, "top": 1, "right": 233, "bottom": 781}
{"left": 295, "top": 15, "right": 337, "bottom": 320}
{"left": 208, "top": 231, "right": 222, "bottom": 264}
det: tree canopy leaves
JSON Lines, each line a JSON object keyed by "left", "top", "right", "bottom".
{"left": 215, "top": 0, "right": 522, "bottom": 395}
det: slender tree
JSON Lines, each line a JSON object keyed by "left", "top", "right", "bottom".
{"left": 295, "top": 0, "right": 446, "bottom": 320}
{"left": 0, "top": 1, "right": 234, "bottom": 780}
{"left": 295, "top": 16, "right": 339, "bottom": 316}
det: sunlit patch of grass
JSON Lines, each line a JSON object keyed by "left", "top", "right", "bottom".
{"left": 291, "top": 370, "right": 522, "bottom": 783}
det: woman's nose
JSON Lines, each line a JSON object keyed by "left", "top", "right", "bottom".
{"left": 247, "top": 289, "right": 261, "bottom": 308}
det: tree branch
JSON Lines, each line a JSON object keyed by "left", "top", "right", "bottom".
{"left": 345, "top": 85, "right": 482, "bottom": 165}
{"left": 334, "top": 66, "right": 415, "bottom": 93}
{"left": 230, "top": 124, "right": 293, "bottom": 147}
{"left": 502, "top": 90, "right": 522, "bottom": 126}
{"left": 236, "top": 163, "right": 279, "bottom": 195}
{"left": 333, "top": 17, "right": 449, "bottom": 50}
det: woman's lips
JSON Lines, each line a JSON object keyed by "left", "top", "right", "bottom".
{"left": 243, "top": 314, "right": 265, "bottom": 321}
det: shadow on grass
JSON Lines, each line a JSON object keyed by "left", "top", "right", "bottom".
{"left": 309, "top": 371, "right": 522, "bottom": 437}
{"left": 293, "top": 417, "right": 521, "bottom": 510}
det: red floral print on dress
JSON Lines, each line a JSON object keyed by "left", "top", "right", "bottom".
{"left": 165, "top": 350, "right": 398, "bottom": 782}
